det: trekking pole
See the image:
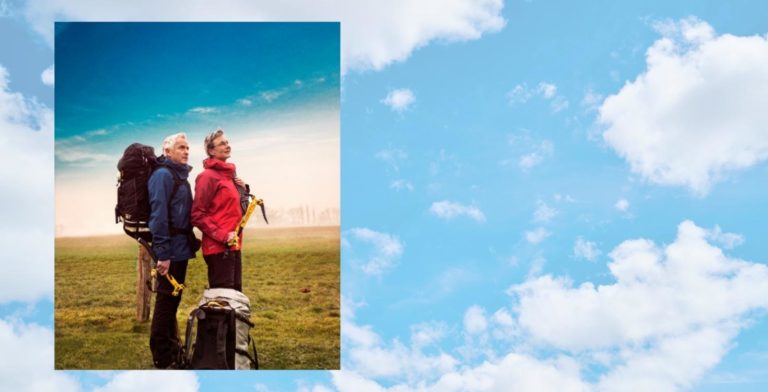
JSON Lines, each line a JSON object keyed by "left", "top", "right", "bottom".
{"left": 137, "top": 238, "right": 186, "bottom": 297}
{"left": 228, "top": 195, "right": 268, "bottom": 248}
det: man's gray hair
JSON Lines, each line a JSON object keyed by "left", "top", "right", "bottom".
{"left": 162, "top": 132, "right": 187, "bottom": 156}
{"left": 204, "top": 128, "right": 225, "bottom": 157}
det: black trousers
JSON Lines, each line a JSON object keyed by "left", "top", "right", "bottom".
{"left": 204, "top": 250, "right": 242, "bottom": 292}
{"left": 149, "top": 259, "right": 188, "bottom": 368}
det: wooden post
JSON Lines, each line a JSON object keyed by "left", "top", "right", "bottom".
{"left": 136, "top": 244, "right": 152, "bottom": 322}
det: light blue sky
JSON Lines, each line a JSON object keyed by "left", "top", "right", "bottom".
{"left": 2, "top": 1, "right": 768, "bottom": 391}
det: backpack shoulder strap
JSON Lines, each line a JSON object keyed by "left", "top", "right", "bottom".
{"left": 155, "top": 165, "right": 186, "bottom": 232}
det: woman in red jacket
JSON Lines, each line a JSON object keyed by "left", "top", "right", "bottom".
{"left": 191, "top": 128, "right": 246, "bottom": 291}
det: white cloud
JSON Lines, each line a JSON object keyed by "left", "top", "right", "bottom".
{"left": 614, "top": 198, "right": 629, "bottom": 212}
{"left": 375, "top": 148, "right": 407, "bottom": 172}
{"left": 324, "top": 221, "right": 768, "bottom": 392}
{"left": 237, "top": 98, "right": 252, "bottom": 106}
{"left": 41, "top": 64, "right": 54, "bottom": 86}
{"left": 430, "top": 200, "right": 486, "bottom": 222}
{"left": 187, "top": 106, "right": 217, "bottom": 114}
{"left": 345, "top": 228, "right": 404, "bottom": 276}
{"left": 511, "top": 220, "right": 768, "bottom": 389}
{"left": 0, "top": 65, "right": 54, "bottom": 303}
{"left": 525, "top": 227, "right": 550, "bottom": 245}
{"left": 706, "top": 225, "right": 744, "bottom": 249}
{"left": 260, "top": 90, "right": 283, "bottom": 102}
{"left": 573, "top": 237, "right": 601, "bottom": 262}
{"left": 599, "top": 17, "right": 768, "bottom": 195}
{"left": 55, "top": 138, "right": 116, "bottom": 166}
{"left": 506, "top": 84, "right": 532, "bottom": 103}
{"left": 463, "top": 305, "right": 488, "bottom": 335}
{"left": 93, "top": 372, "right": 199, "bottom": 392}
{"left": 550, "top": 96, "right": 569, "bottom": 112}
{"left": 381, "top": 88, "right": 415, "bottom": 112}
{"left": 254, "top": 384, "right": 271, "bottom": 392}
{"left": 518, "top": 140, "right": 553, "bottom": 171}
{"left": 332, "top": 353, "right": 590, "bottom": 392}
{"left": 0, "top": 320, "right": 81, "bottom": 392}
{"left": 554, "top": 193, "right": 576, "bottom": 203}
{"left": 533, "top": 200, "right": 557, "bottom": 223}
{"left": 411, "top": 322, "right": 449, "bottom": 349}
{"left": 390, "top": 179, "right": 414, "bottom": 191}
{"left": 537, "top": 82, "right": 557, "bottom": 98}
{"left": 581, "top": 88, "right": 603, "bottom": 110}
{"left": 341, "top": 299, "right": 458, "bottom": 383}
{"left": 23, "top": 0, "right": 505, "bottom": 73}
{"left": 507, "top": 82, "right": 569, "bottom": 112}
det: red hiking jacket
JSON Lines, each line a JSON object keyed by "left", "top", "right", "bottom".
{"left": 191, "top": 158, "right": 243, "bottom": 255}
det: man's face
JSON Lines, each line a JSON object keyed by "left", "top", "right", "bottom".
{"left": 166, "top": 137, "right": 190, "bottom": 165}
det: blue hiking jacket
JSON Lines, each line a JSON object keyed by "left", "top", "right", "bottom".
{"left": 148, "top": 157, "right": 195, "bottom": 262}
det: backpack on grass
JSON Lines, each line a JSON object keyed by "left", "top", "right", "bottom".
{"left": 184, "top": 288, "right": 259, "bottom": 369}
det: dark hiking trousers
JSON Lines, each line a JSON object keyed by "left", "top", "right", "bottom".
{"left": 150, "top": 259, "right": 188, "bottom": 368}
{"left": 204, "top": 250, "right": 242, "bottom": 292}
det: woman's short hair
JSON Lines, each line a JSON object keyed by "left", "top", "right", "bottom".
{"left": 204, "top": 128, "right": 225, "bottom": 157}
{"left": 162, "top": 132, "right": 187, "bottom": 155}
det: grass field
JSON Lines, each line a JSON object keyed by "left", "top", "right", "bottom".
{"left": 55, "top": 226, "right": 339, "bottom": 370}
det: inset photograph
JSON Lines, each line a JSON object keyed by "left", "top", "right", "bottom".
{"left": 54, "top": 22, "right": 340, "bottom": 370}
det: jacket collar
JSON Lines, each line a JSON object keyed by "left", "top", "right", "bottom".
{"left": 158, "top": 156, "right": 192, "bottom": 179}
{"left": 203, "top": 158, "right": 236, "bottom": 176}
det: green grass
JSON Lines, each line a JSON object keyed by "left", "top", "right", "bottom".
{"left": 55, "top": 226, "right": 340, "bottom": 370}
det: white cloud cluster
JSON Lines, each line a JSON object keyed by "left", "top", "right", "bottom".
{"left": 0, "top": 65, "right": 54, "bottom": 303}
{"left": 507, "top": 82, "right": 569, "bottom": 112}
{"left": 525, "top": 227, "right": 550, "bottom": 245}
{"left": 375, "top": 148, "right": 407, "bottom": 172}
{"left": 381, "top": 88, "right": 415, "bottom": 112}
{"left": 533, "top": 200, "right": 557, "bottom": 223}
{"left": 706, "top": 225, "right": 745, "bottom": 250}
{"left": 345, "top": 228, "right": 404, "bottom": 276}
{"left": 614, "top": 198, "right": 629, "bottom": 212}
{"left": 430, "top": 200, "right": 486, "bottom": 222}
{"left": 40, "top": 65, "right": 54, "bottom": 86}
{"left": 22, "top": 0, "right": 504, "bottom": 73}
{"left": 187, "top": 106, "right": 217, "bottom": 114}
{"left": 511, "top": 220, "right": 768, "bottom": 390}
{"left": 0, "top": 320, "right": 80, "bottom": 392}
{"left": 463, "top": 305, "right": 488, "bottom": 335}
{"left": 390, "top": 179, "right": 414, "bottom": 191}
{"left": 93, "top": 372, "right": 199, "bottom": 392}
{"left": 573, "top": 237, "right": 600, "bottom": 262}
{"left": 518, "top": 140, "right": 553, "bottom": 171}
{"left": 341, "top": 300, "right": 458, "bottom": 384}
{"left": 328, "top": 221, "right": 768, "bottom": 391}
{"left": 599, "top": 17, "right": 768, "bottom": 195}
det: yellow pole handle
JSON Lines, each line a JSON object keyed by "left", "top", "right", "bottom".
{"left": 150, "top": 268, "right": 186, "bottom": 297}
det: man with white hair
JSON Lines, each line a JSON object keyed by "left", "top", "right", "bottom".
{"left": 148, "top": 132, "right": 196, "bottom": 368}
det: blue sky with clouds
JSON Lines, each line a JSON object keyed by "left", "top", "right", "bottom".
{"left": 2, "top": 0, "right": 768, "bottom": 391}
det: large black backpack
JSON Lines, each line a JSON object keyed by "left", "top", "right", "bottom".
{"left": 115, "top": 143, "right": 182, "bottom": 242}
{"left": 184, "top": 288, "right": 259, "bottom": 369}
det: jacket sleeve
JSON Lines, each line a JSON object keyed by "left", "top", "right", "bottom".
{"left": 148, "top": 168, "right": 174, "bottom": 261}
{"left": 191, "top": 172, "right": 229, "bottom": 244}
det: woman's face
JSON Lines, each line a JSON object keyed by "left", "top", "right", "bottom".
{"left": 208, "top": 134, "right": 231, "bottom": 161}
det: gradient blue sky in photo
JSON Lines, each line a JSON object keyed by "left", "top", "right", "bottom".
{"left": 54, "top": 22, "right": 340, "bottom": 236}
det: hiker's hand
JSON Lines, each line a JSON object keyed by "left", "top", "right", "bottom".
{"left": 234, "top": 177, "right": 245, "bottom": 187}
{"left": 157, "top": 260, "right": 170, "bottom": 276}
{"left": 226, "top": 231, "right": 237, "bottom": 243}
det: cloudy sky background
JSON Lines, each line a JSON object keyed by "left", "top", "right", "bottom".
{"left": 2, "top": 0, "right": 768, "bottom": 390}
